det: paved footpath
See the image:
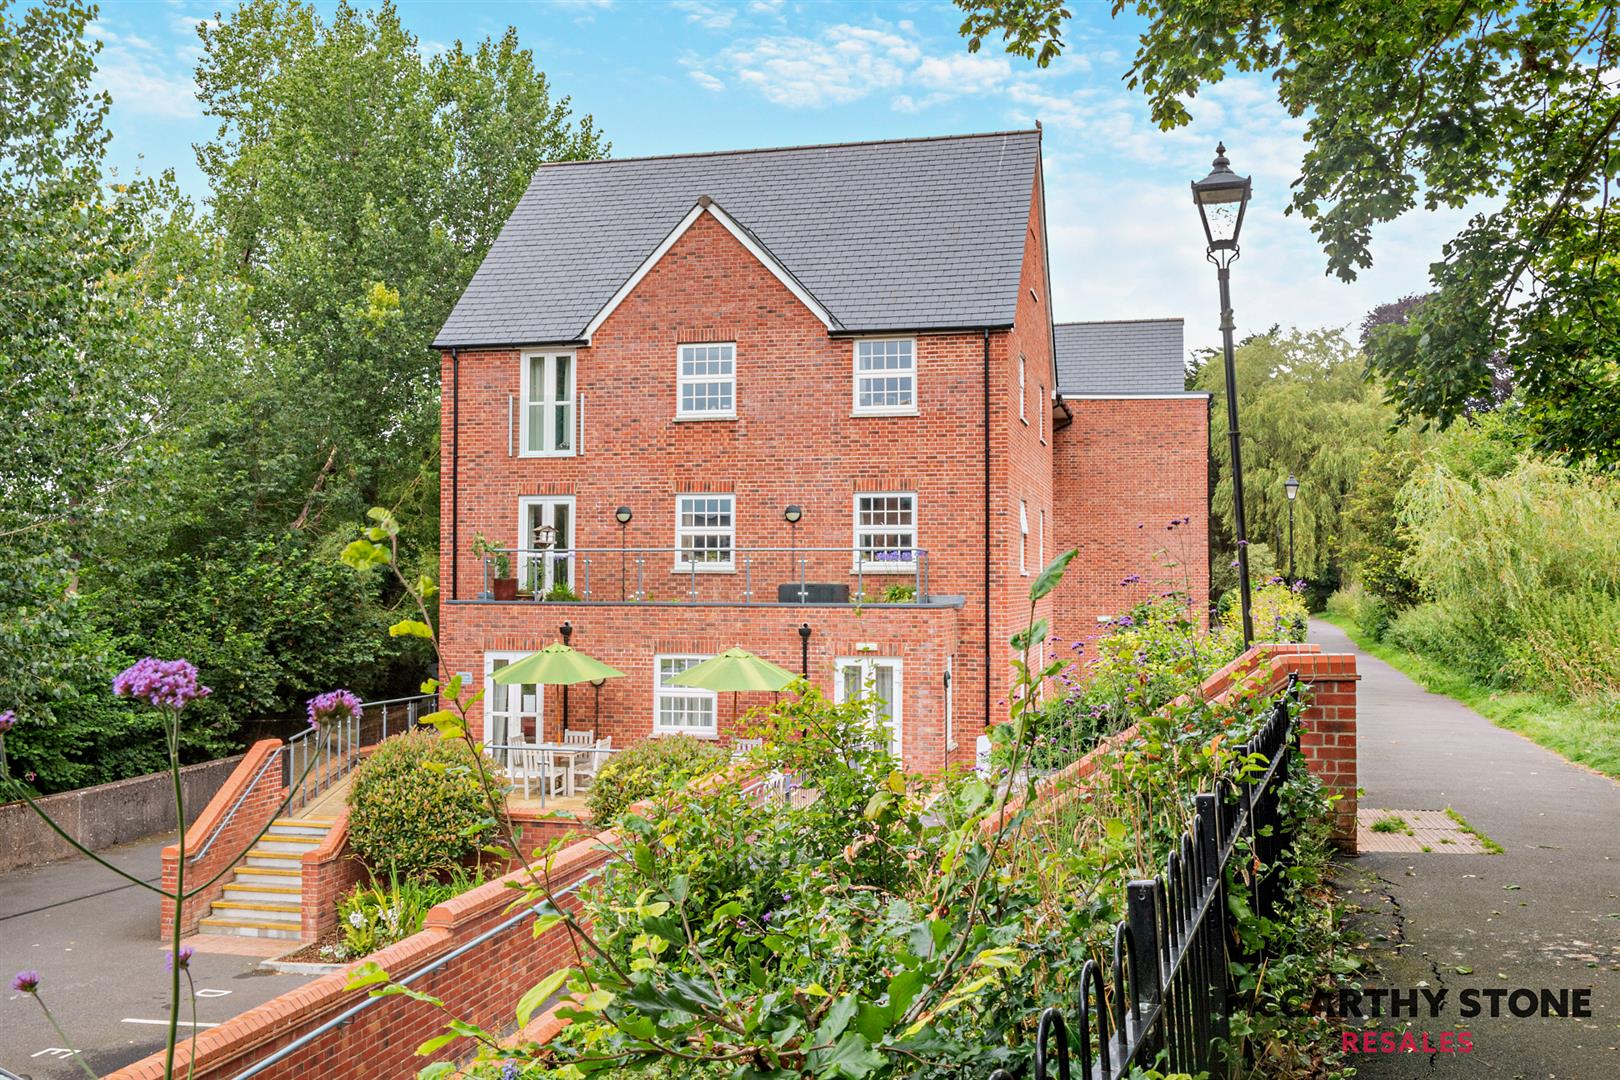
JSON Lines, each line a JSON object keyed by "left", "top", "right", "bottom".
{"left": 0, "top": 834, "right": 313, "bottom": 1079}
{"left": 1316, "top": 618, "right": 1620, "bottom": 1078}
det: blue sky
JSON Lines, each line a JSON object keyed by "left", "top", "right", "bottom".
{"left": 88, "top": 0, "right": 1468, "bottom": 352}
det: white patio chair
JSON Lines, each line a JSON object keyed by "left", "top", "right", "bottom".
{"left": 572, "top": 736, "right": 612, "bottom": 791}
{"left": 562, "top": 729, "right": 595, "bottom": 746}
{"left": 731, "top": 737, "right": 763, "bottom": 760}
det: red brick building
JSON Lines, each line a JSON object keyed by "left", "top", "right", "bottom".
{"left": 434, "top": 129, "right": 1209, "bottom": 771}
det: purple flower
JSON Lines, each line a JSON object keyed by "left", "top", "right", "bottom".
{"left": 1236, "top": 539, "right": 1249, "bottom": 547}
{"left": 167, "top": 946, "right": 194, "bottom": 971}
{"left": 113, "top": 658, "right": 209, "bottom": 711}
{"left": 306, "top": 690, "right": 363, "bottom": 729}
{"left": 11, "top": 970, "right": 39, "bottom": 993}
{"left": 1119, "top": 575, "right": 1142, "bottom": 586}
{"left": 1070, "top": 641, "right": 1084, "bottom": 651}
{"left": 501, "top": 1063, "right": 521, "bottom": 1080}
{"left": 1230, "top": 560, "right": 1241, "bottom": 569}
{"left": 0, "top": 710, "right": 14, "bottom": 733}
{"left": 1116, "top": 616, "right": 1135, "bottom": 628}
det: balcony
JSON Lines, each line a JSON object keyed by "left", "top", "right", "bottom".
{"left": 467, "top": 546, "right": 956, "bottom": 607}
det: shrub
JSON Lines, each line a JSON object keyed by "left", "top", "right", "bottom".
{"left": 1222, "top": 580, "right": 1311, "bottom": 646}
{"left": 1326, "top": 583, "right": 1393, "bottom": 641}
{"left": 325, "top": 865, "right": 489, "bottom": 962}
{"left": 585, "top": 734, "right": 728, "bottom": 824}
{"left": 347, "top": 730, "right": 505, "bottom": 880}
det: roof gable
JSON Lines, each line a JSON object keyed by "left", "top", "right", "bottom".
{"left": 1053, "top": 319, "right": 1187, "bottom": 396}
{"left": 435, "top": 130, "right": 1042, "bottom": 348}
{"left": 582, "top": 197, "right": 838, "bottom": 341}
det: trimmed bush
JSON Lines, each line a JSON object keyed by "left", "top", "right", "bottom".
{"left": 348, "top": 730, "right": 505, "bottom": 880}
{"left": 586, "top": 735, "right": 727, "bottom": 825}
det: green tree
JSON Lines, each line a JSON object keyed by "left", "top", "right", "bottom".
{"left": 958, "top": 0, "right": 1620, "bottom": 465}
{"left": 1194, "top": 329, "right": 1394, "bottom": 585}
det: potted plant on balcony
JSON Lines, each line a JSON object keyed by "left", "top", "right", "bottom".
{"left": 473, "top": 534, "right": 518, "bottom": 601}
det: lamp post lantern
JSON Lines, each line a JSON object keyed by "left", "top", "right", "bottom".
{"left": 1193, "top": 142, "right": 1256, "bottom": 648}
{"left": 614, "top": 506, "right": 633, "bottom": 600}
{"left": 1284, "top": 474, "right": 1299, "bottom": 582}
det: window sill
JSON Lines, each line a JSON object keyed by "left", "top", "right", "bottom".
{"left": 516, "top": 450, "right": 578, "bottom": 459}
{"left": 850, "top": 408, "right": 919, "bottom": 419}
{"left": 853, "top": 566, "right": 919, "bottom": 576}
{"left": 670, "top": 565, "right": 737, "bottom": 575}
{"left": 672, "top": 413, "right": 737, "bottom": 423}
{"left": 650, "top": 728, "right": 719, "bottom": 740}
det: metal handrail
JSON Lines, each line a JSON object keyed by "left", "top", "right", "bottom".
{"left": 189, "top": 747, "right": 285, "bottom": 864}
{"left": 479, "top": 545, "right": 931, "bottom": 605}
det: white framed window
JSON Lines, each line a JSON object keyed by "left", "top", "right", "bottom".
{"left": 1018, "top": 354, "right": 1027, "bottom": 423}
{"left": 675, "top": 494, "right": 734, "bottom": 571}
{"left": 676, "top": 343, "right": 735, "bottom": 419}
{"left": 1038, "top": 507, "right": 1046, "bottom": 571}
{"left": 852, "top": 338, "right": 916, "bottom": 415}
{"left": 520, "top": 351, "right": 575, "bottom": 456}
{"left": 835, "top": 656, "right": 903, "bottom": 759}
{"left": 854, "top": 492, "right": 916, "bottom": 572}
{"left": 1019, "top": 500, "right": 1030, "bottom": 576}
{"left": 517, "top": 496, "right": 574, "bottom": 595}
{"left": 654, "top": 655, "right": 717, "bottom": 736}
{"left": 1039, "top": 384, "right": 1046, "bottom": 443}
{"left": 484, "top": 651, "right": 542, "bottom": 766}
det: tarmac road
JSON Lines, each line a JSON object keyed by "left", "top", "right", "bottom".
{"left": 1319, "top": 618, "right": 1620, "bottom": 1079}
{"left": 0, "top": 834, "right": 314, "bottom": 1079}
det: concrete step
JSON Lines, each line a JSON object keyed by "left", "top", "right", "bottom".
{"left": 270, "top": 818, "right": 336, "bottom": 838}
{"left": 212, "top": 900, "right": 301, "bottom": 924}
{"left": 257, "top": 834, "right": 323, "bottom": 854}
{"left": 197, "top": 917, "right": 302, "bottom": 940}
{"left": 233, "top": 867, "right": 300, "bottom": 886}
{"left": 245, "top": 849, "right": 304, "bottom": 869}
{"left": 222, "top": 883, "right": 303, "bottom": 905}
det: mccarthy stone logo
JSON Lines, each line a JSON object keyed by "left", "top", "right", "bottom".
{"left": 1312, "top": 985, "right": 1596, "bottom": 1055}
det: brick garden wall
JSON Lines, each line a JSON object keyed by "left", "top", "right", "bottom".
{"left": 299, "top": 807, "right": 367, "bottom": 940}
{"left": 161, "top": 739, "right": 286, "bottom": 938}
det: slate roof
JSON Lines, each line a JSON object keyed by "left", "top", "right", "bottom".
{"left": 434, "top": 130, "right": 1043, "bottom": 348}
{"left": 1053, "top": 319, "right": 1188, "bottom": 395}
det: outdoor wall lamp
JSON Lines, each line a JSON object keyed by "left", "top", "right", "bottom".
{"left": 614, "top": 506, "right": 633, "bottom": 599}
{"left": 782, "top": 504, "right": 802, "bottom": 524}
{"left": 784, "top": 505, "right": 804, "bottom": 594}
{"left": 1193, "top": 142, "right": 1256, "bottom": 649}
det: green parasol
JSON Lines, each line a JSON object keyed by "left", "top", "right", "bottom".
{"left": 492, "top": 643, "right": 625, "bottom": 742}
{"left": 667, "top": 647, "right": 798, "bottom": 732}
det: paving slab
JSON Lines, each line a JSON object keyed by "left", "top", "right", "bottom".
{"left": 1317, "top": 618, "right": 1620, "bottom": 1078}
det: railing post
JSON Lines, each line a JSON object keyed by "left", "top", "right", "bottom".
{"left": 689, "top": 558, "right": 697, "bottom": 601}
{"left": 798, "top": 555, "right": 807, "bottom": 603}
{"left": 583, "top": 556, "right": 591, "bottom": 601}
{"left": 1195, "top": 793, "right": 1229, "bottom": 1069}
{"left": 381, "top": 703, "right": 389, "bottom": 742}
{"left": 636, "top": 555, "right": 644, "bottom": 601}
{"left": 1126, "top": 879, "right": 1162, "bottom": 1051}
{"left": 913, "top": 548, "right": 922, "bottom": 601}
{"left": 743, "top": 556, "right": 752, "bottom": 604}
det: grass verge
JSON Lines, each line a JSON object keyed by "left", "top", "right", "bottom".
{"left": 1320, "top": 612, "right": 1620, "bottom": 781}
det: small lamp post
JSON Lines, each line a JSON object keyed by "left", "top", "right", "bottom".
{"left": 614, "top": 506, "right": 633, "bottom": 600}
{"left": 559, "top": 620, "right": 574, "bottom": 738}
{"left": 783, "top": 505, "right": 803, "bottom": 600}
{"left": 590, "top": 676, "right": 605, "bottom": 738}
{"left": 1284, "top": 474, "right": 1299, "bottom": 582}
{"left": 1193, "top": 142, "right": 1256, "bottom": 649}
{"left": 798, "top": 622, "right": 811, "bottom": 678}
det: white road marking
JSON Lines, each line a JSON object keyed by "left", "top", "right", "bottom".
{"left": 120, "top": 1018, "right": 221, "bottom": 1028}
{"left": 33, "top": 1048, "right": 77, "bottom": 1058}
{"left": 195, "top": 987, "right": 232, "bottom": 998}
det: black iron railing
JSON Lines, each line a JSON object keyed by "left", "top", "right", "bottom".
{"left": 990, "top": 673, "right": 1300, "bottom": 1080}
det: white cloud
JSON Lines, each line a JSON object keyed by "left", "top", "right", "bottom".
{"left": 673, "top": 0, "right": 737, "bottom": 30}
{"left": 688, "top": 68, "right": 725, "bottom": 92}
{"left": 94, "top": 50, "right": 200, "bottom": 119}
{"left": 913, "top": 51, "right": 1011, "bottom": 94}
{"left": 719, "top": 24, "right": 919, "bottom": 107}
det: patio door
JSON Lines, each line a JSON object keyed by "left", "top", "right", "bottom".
{"left": 835, "top": 656, "right": 902, "bottom": 760}
{"left": 484, "top": 651, "right": 543, "bottom": 763}
{"left": 517, "top": 496, "right": 574, "bottom": 595}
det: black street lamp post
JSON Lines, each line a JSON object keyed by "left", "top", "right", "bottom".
{"left": 614, "top": 506, "right": 633, "bottom": 600}
{"left": 1285, "top": 474, "right": 1299, "bottom": 581}
{"left": 1193, "top": 142, "right": 1256, "bottom": 649}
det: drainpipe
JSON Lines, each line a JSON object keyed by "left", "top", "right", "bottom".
{"left": 982, "top": 327, "right": 992, "bottom": 728}
{"left": 451, "top": 348, "right": 460, "bottom": 602}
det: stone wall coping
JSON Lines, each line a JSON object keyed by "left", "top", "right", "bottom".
{"left": 161, "top": 739, "right": 283, "bottom": 861}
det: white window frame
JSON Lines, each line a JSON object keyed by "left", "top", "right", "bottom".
{"left": 1018, "top": 354, "right": 1027, "bottom": 424}
{"left": 675, "top": 342, "right": 736, "bottom": 420}
{"left": 1019, "top": 500, "right": 1030, "bottom": 576}
{"left": 483, "top": 651, "right": 543, "bottom": 760}
{"left": 1039, "top": 507, "right": 1046, "bottom": 571}
{"left": 853, "top": 492, "right": 918, "bottom": 574}
{"left": 835, "top": 656, "right": 903, "bottom": 760}
{"left": 674, "top": 493, "right": 735, "bottom": 572}
{"left": 516, "top": 495, "right": 576, "bottom": 594}
{"left": 519, "top": 350, "right": 576, "bottom": 457}
{"left": 851, "top": 337, "right": 918, "bottom": 417}
{"left": 653, "top": 654, "right": 718, "bottom": 737}
{"left": 1039, "top": 383, "right": 1047, "bottom": 443}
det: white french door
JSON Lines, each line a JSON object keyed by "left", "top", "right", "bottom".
{"left": 517, "top": 496, "right": 574, "bottom": 595}
{"left": 484, "top": 652, "right": 543, "bottom": 762}
{"left": 835, "top": 656, "right": 903, "bottom": 760}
